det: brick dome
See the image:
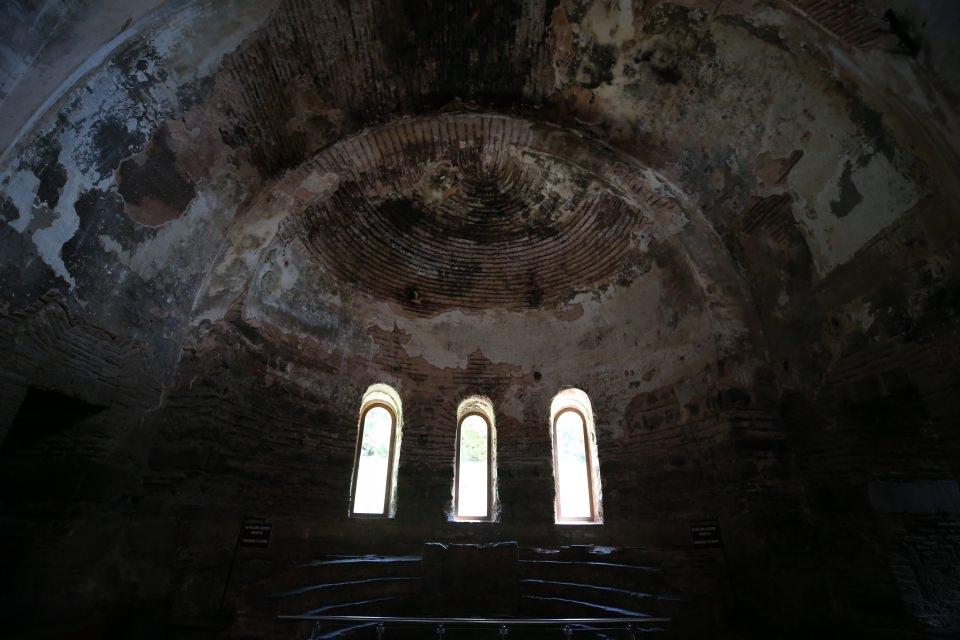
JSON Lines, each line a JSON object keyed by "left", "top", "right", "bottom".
{"left": 293, "top": 115, "right": 646, "bottom": 315}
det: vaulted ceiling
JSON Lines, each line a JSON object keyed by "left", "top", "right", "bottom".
{"left": 1, "top": 0, "right": 957, "bottom": 390}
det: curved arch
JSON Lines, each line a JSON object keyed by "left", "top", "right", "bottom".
{"left": 452, "top": 396, "right": 497, "bottom": 522}
{"left": 349, "top": 383, "right": 403, "bottom": 517}
{"left": 192, "top": 113, "right": 760, "bottom": 377}
{"left": 550, "top": 388, "right": 603, "bottom": 524}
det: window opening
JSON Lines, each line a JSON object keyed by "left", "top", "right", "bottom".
{"left": 350, "top": 385, "right": 402, "bottom": 517}
{"left": 551, "top": 389, "right": 602, "bottom": 523}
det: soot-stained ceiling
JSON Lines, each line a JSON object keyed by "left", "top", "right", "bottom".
{"left": 0, "top": 0, "right": 955, "bottom": 414}
{"left": 293, "top": 115, "right": 650, "bottom": 315}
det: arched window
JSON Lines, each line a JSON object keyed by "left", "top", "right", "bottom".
{"left": 349, "top": 384, "right": 403, "bottom": 517}
{"left": 453, "top": 397, "right": 497, "bottom": 521}
{"left": 551, "top": 389, "right": 603, "bottom": 524}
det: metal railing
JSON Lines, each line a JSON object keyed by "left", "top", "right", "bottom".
{"left": 280, "top": 614, "right": 670, "bottom": 639}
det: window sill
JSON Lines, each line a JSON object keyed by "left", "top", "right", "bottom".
{"left": 348, "top": 513, "right": 394, "bottom": 520}
{"left": 451, "top": 517, "right": 497, "bottom": 524}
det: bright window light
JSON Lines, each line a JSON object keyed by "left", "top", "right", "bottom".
{"left": 456, "top": 413, "right": 489, "bottom": 519}
{"left": 555, "top": 409, "right": 592, "bottom": 519}
{"left": 352, "top": 405, "right": 394, "bottom": 515}
{"left": 551, "top": 388, "right": 601, "bottom": 523}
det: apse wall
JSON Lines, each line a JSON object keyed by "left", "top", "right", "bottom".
{"left": 1, "top": 1, "right": 959, "bottom": 638}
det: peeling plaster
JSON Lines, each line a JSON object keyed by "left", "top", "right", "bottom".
{"left": 101, "top": 173, "right": 241, "bottom": 282}
{"left": 582, "top": 0, "right": 636, "bottom": 47}
{"left": 33, "top": 172, "right": 82, "bottom": 286}
{"left": 797, "top": 151, "right": 922, "bottom": 274}
{"left": 3, "top": 168, "right": 39, "bottom": 232}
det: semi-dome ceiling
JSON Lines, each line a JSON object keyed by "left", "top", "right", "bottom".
{"left": 292, "top": 114, "right": 648, "bottom": 315}
{"left": 192, "top": 111, "right": 738, "bottom": 384}
{"left": 0, "top": 0, "right": 956, "bottom": 379}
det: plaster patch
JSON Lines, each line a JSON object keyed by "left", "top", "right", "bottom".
{"left": 32, "top": 172, "right": 82, "bottom": 286}
{"left": 848, "top": 302, "right": 875, "bottom": 332}
{"left": 583, "top": 0, "right": 636, "bottom": 46}
{"left": 799, "top": 152, "right": 921, "bottom": 275}
{"left": 193, "top": 188, "right": 293, "bottom": 320}
{"left": 98, "top": 233, "right": 129, "bottom": 261}
{"left": 370, "top": 263, "right": 713, "bottom": 385}
{"left": 128, "top": 174, "right": 240, "bottom": 281}
{"left": 148, "top": 0, "right": 275, "bottom": 80}
{"left": 3, "top": 169, "right": 40, "bottom": 232}
{"left": 296, "top": 171, "right": 341, "bottom": 202}
{"left": 277, "top": 253, "right": 300, "bottom": 291}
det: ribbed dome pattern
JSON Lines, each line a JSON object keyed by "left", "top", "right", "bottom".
{"left": 294, "top": 115, "right": 646, "bottom": 315}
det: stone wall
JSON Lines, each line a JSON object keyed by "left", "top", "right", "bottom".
{"left": 1, "top": 1, "right": 959, "bottom": 638}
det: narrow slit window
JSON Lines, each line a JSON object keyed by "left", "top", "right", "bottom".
{"left": 453, "top": 397, "right": 497, "bottom": 521}
{"left": 552, "top": 389, "right": 602, "bottom": 523}
{"left": 350, "top": 385, "right": 402, "bottom": 517}
{"left": 555, "top": 409, "right": 593, "bottom": 519}
{"left": 456, "top": 414, "right": 490, "bottom": 519}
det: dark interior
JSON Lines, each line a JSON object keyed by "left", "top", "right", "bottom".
{"left": 1, "top": 1, "right": 959, "bottom": 638}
